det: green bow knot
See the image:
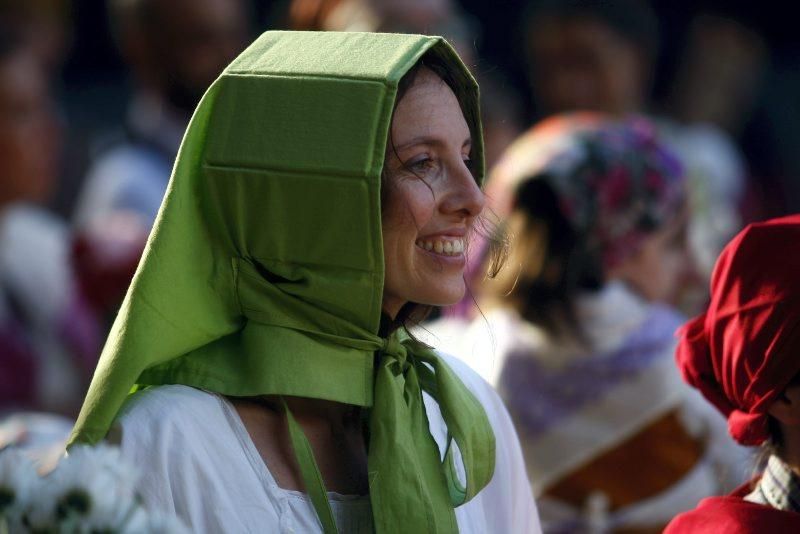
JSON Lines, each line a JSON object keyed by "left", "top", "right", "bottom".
{"left": 381, "top": 334, "right": 412, "bottom": 376}
{"left": 281, "top": 331, "right": 495, "bottom": 534}
{"left": 364, "top": 333, "right": 496, "bottom": 533}
{"left": 233, "top": 255, "right": 496, "bottom": 532}
{"left": 279, "top": 328, "right": 497, "bottom": 534}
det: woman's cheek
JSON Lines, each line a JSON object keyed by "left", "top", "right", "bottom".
{"left": 405, "top": 181, "right": 438, "bottom": 226}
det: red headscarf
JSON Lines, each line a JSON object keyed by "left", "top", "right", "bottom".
{"left": 676, "top": 214, "right": 800, "bottom": 446}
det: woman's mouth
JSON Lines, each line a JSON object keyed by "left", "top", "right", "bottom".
{"left": 415, "top": 237, "right": 465, "bottom": 256}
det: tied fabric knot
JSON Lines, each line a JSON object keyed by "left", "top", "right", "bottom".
{"left": 280, "top": 329, "right": 496, "bottom": 534}
{"left": 678, "top": 315, "right": 784, "bottom": 445}
{"left": 233, "top": 255, "right": 497, "bottom": 532}
{"left": 676, "top": 314, "right": 746, "bottom": 430}
{"left": 728, "top": 409, "right": 770, "bottom": 446}
{"left": 368, "top": 334, "right": 465, "bottom": 533}
{"left": 381, "top": 334, "right": 411, "bottom": 377}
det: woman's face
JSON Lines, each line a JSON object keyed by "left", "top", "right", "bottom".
{"left": 381, "top": 67, "right": 484, "bottom": 318}
{"left": 0, "top": 48, "right": 61, "bottom": 206}
{"left": 528, "top": 17, "right": 646, "bottom": 116}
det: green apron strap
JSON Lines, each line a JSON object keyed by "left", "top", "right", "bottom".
{"left": 281, "top": 398, "right": 340, "bottom": 534}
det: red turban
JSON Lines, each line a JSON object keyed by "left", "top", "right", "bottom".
{"left": 676, "top": 214, "right": 800, "bottom": 446}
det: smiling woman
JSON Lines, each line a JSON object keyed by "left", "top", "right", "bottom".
{"left": 67, "top": 31, "right": 540, "bottom": 533}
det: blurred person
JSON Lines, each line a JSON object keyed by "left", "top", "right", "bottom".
{"left": 666, "top": 215, "right": 800, "bottom": 532}
{"left": 73, "top": 0, "right": 249, "bottom": 231}
{"left": 476, "top": 70, "right": 526, "bottom": 170}
{"left": 0, "top": 22, "right": 99, "bottom": 415}
{"left": 522, "top": 0, "right": 747, "bottom": 313}
{"left": 523, "top": 0, "right": 657, "bottom": 118}
{"left": 0, "top": 0, "right": 95, "bottom": 227}
{"left": 668, "top": 14, "right": 767, "bottom": 140}
{"left": 288, "top": 0, "right": 478, "bottom": 66}
{"left": 657, "top": 121, "right": 747, "bottom": 310}
{"left": 70, "top": 0, "right": 249, "bottom": 322}
{"left": 0, "top": 0, "right": 72, "bottom": 74}
{"left": 420, "top": 115, "right": 750, "bottom": 532}
{"left": 664, "top": 14, "right": 770, "bottom": 276}
{"left": 668, "top": 10, "right": 800, "bottom": 237}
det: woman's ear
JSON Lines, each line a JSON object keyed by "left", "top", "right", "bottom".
{"left": 768, "top": 384, "right": 800, "bottom": 426}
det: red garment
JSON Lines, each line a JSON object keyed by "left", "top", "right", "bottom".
{"left": 665, "top": 483, "right": 800, "bottom": 533}
{"left": 675, "top": 214, "right": 800, "bottom": 445}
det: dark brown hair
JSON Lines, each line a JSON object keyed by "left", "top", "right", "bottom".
{"left": 484, "top": 177, "right": 603, "bottom": 343}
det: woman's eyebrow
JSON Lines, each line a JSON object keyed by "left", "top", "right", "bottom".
{"left": 394, "top": 135, "right": 472, "bottom": 151}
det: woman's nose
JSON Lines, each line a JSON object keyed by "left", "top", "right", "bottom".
{"left": 440, "top": 160, "right": 485, "bottom": 217}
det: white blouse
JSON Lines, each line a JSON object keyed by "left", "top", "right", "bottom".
{"left": 115, "top": 354, "right": 541, "bottom": 533}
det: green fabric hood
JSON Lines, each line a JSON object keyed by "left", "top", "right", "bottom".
{"left": 70, "top": 31, "right": 493, "bottom": 533}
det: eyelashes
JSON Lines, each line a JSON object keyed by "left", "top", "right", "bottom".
{"left": 409, "top": 157, "right": 436, "bottom": 174}
{"left": 404, "top": 154, "right": 473, "bottom": 177}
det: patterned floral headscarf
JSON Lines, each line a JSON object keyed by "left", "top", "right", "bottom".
{"left": 487, "top": 113, "right": 687, "bottom": 270}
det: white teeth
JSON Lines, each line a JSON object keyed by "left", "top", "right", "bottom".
{"left": 415, "top": 238, "right": 465, "bottom": 256}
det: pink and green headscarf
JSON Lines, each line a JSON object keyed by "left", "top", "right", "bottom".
{"left": 487, "top": 113, "right": 687, "bottom": 270}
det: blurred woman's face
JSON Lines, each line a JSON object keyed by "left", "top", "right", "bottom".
{"left": 528, "top": 17, "right": 646, "bottom": 116}
{"left": 0, "top": 48, "right": 61, "bottom": 206}
{"left": 381, "top": 67, "right": 484, "bottom": 318}
{"left": 610, "top": 214, "right": 690, "bottom": 303}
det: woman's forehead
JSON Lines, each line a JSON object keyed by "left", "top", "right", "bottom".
{"left": 391, "top": 69, "right": 470, "bottom": 146}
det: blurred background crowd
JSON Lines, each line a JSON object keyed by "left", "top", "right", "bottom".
{"left": 1, "top": 0, "right": 799, "bottom": 530}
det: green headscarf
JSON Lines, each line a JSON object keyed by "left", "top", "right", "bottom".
{"left": 70, "top": 31, "right": 494, "bottom": 533}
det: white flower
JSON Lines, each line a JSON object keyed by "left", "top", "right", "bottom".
{"left": 0, "top": 448, "right": 41, "bottom": 529}
{"left": 2, "top": 442, "right": 188, "bottom": 533}
{"left": 47, "top": 444, "right": 140, "bottom": 531}
{"left": 63, "top": 443, "right": 140, "bottom": 491}
{"left": 22, "top": 473, "right": 62, "bottom": 532}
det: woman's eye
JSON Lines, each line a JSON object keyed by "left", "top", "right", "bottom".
{"left": 408, "top": 157, "right": 435, "bottom": 174}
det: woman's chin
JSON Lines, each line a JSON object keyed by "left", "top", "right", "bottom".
{"left": 416, "top": 284, "right": 466, "bottom": 308}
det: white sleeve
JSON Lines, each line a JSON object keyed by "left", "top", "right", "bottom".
{"left": 438, "top": 354, "right": 542, "bottom": 533}
{"left": 482, "top": 375, "right": 542, "bottom": 533}
{"left": 115, "top": 391, "right": 180, "bottom": 517}
{"left": 114, "top": 387, "right": 251, "bottom": 533}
